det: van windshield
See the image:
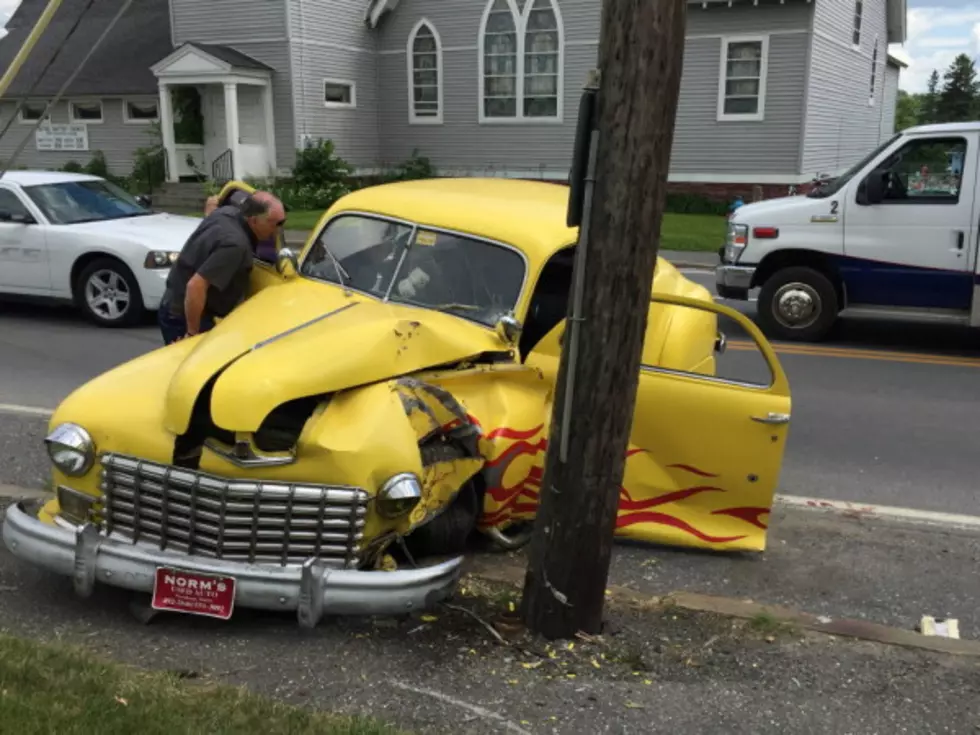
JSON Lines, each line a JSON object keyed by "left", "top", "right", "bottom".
{"left": 808, "top": 133, "right": 903, "bottom": 198}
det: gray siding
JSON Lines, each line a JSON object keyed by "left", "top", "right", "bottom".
{"left": 375, "top": 0, "right": 811, "bottom": 178}
{"left": 880, "top": 63, "right": 899, "bottom": 138}
{"left": 170, "top": 0, "right": 288, "bottom": 45}
{"left": 0, "top": 97, "right": 162, "bottom": 176}
{"left": 170, "top": 0, "right": 296, "bottom": 171}
{"left": 287, "top": 0, "right": 380, "bottom": 167}
{"left": 801, "top": 0, "right": 890, "bottom": 175}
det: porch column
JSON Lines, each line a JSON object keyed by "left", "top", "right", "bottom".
{"left": 158, "top": 83, "right": 179, "bottom": 183}
{"left": 261, "top": 81, "right": 277, "bottom": 177}
{"left": 223, "top": 81, "right": 241, "bottom": 180}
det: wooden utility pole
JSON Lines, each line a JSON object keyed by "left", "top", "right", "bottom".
{"left": 520, "top": 0, "right": 687, "bottom": 640}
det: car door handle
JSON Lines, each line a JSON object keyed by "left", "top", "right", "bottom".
{"left": 751, "top": 412, "right": 791, "bottom": 425}
{"left": 956, "top": 231, "right": 965, "bottom": 250}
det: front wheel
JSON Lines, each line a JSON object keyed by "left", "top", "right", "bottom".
{"left": 756, "top": 266, "right": 839, "bottom": 342}
{"left": 75, "top": 257, "right": 144, "bottom": 327}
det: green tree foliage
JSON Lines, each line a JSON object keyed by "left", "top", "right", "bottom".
{"left": 895, "top": 90, "right": 920, "bottom": 131}
{"left": 937, "top": 53, "right": 980, "bottom": 122}
{"left": 901, "top": 56, "right": 980, "bottom": 128}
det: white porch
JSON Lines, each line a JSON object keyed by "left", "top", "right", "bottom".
{"left": 150, "top": 43, "right": 277, "bottom": 183}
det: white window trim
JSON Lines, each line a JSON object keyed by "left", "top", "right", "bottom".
{"left": 716, "top": 34, "right": 769, "bottom": 123}
{"left": 122, "top": 98, "right": 160, "bottom": 125}
{"left": 407, "top": 18, "right": 443, "bottom": 125}
{"left": 868, "top": 35, "right": 879, "bottom": 106}
{"left": 323, "top": 78, "right": 357, "bottom": 109}
{"left": 852, "top": 0, "right": 863, "bottom": 50}
{"left": 477, "top": 0, "right": 565, "bottom": 125}
{"left": 17, "top": 102, "right": 49, "bottom": 124}
{"left": 68, "top": 99, "right": 104, "bottom": 124}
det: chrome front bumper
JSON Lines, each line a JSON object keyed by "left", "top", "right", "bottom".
{"left": 715, "top": 263, "right": 756, "bottom": 296}
{"left": 2, "top": 501, "right": 463, "bottom": 627}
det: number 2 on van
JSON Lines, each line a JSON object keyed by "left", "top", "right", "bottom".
{"left": 717, "top": 122, "right": 979, "bottom": 342}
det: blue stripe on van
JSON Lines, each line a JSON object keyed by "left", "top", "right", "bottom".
{"left": 829, "top": 255, "right": 974, "bottom": 311}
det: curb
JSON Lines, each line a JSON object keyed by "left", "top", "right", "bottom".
{"left": 0, "top": 485, "right": 50, "bottom": 501}
{"left": 464, "top": 560, "right": 980, "bottom": 659}
{"left": 774, "top": 494, "right": 980, "bottom": 534}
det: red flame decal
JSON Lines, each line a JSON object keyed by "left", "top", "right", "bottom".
{"left": 666, "top": 464, "right": 719, "bottom": 478}
{"left": 711, "top": 506, "right": 770, "bottom": 530}
{"left": 615, "top": 511, "right": 747, "bottom": 543}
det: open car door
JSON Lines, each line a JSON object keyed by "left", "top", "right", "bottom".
{"left": 214, "top": 180, "right": 291, "bottom": 296}
{"left": 524, "top": 294, "right": 791, "bottom": 553}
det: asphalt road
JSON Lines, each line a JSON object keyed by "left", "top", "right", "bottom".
{"left": 2, "top": 263, "right": 980, "bottom": 517}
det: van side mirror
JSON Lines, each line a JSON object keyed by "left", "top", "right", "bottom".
{"left": 0, "top": 210, "right": 35, "bottom": 224}
{"left": 863, "top": 170, "right": 887, "bottom": 205}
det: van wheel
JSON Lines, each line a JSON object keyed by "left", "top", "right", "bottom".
{"left": 756, "top": 266, "right": 839, "bottom": 342}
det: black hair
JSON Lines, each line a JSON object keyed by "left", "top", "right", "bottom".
{"left": 239, "top": 194, "right": 271, "bottom": 218}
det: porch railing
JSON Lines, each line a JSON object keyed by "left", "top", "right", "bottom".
{"left": 212, "top": 149, "right": 234, "bottom": 184}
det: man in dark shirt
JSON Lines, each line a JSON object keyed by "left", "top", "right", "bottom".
{"left": 158, "top": 191, "right": 286, "bottom": 345}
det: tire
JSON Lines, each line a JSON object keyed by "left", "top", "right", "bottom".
{"left": 756, "top": 266, "right": 839, "bottom": 342}
{"left": 403, "top": 441, "right": 482, "bottom": 557}
{"left": 74, "top": 257, "right": 144, "bottom": 328}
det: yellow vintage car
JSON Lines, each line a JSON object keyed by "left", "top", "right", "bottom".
{"left": 1, "top": 177, "right": 791, "bottom": 626}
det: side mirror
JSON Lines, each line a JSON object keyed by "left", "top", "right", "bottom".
{"left": 0, "top": 210, "right": 34, "bottom": 224}
{"left": 135, "top": 194, "right": 152, "bottom": 208}
{"left": 714, "top": 331, "right": 727, "bottom": 354}
{"left": 276, "top": 247, "right": 299, "bottom": 278}
{"left": 495, "top": 313, "right": 523, "bottom": 346}
{"left": 863, "top": 170, "right": 886, "bottom": 205}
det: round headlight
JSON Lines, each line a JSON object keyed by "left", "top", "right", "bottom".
{"left": 377, "top": 473, "right": 422, "bottom": 519}
{"left": 44, "top": 423, "right": 96, "bottom": 476}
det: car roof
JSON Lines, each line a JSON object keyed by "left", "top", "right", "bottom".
{"left": 0, "top": 170, "right": 103, "bottom": 187}
{"left": 329, "top": 178, "right": 580, "bottom": 263}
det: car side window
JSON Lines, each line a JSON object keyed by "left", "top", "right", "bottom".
{"left": 0, "top": 188, "right": 31, "bottom": 220}
{"left": 879, "top": 137, "right": 967, "bottom": 204}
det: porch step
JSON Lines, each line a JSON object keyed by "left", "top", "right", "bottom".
{"left": 151, "top": 182, "right": 207, "bottom": 213}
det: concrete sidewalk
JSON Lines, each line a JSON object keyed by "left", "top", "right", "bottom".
{"left": 283, "top": 229, "right": 717, "bottom": 270}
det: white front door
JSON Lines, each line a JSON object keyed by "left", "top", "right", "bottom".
{"left": 842, "top": 132, "right": 978, "bottom": 311}
{"left": 0, "top": 187, "right": 50, "bottom": 293}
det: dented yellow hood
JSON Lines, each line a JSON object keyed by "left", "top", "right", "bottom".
{"left": 163, "top": 279, "right": 511, "bottom": 435}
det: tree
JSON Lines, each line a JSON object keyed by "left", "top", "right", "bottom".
{"left": 519, "top": 0, "right": 687, "bottom": 640}
{"left": 920, "top": 69, "right": 940, "bottom": 125}
{"left": 895, "top": 90, "right": 920, "bottom": 131}
{"left": 937, "top": 54, "right": 979, "bottom": 123}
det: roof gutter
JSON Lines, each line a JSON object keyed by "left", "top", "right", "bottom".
{"left": 0, "top": 0, "right": 65, "bottom": 100}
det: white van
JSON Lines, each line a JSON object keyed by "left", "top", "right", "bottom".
{"left": 716, "top": 121, "right": 980, "bottom": 342}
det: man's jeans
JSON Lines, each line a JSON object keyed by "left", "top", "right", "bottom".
{"left": 158, "top": 308, "right": 214, "bottom": 345}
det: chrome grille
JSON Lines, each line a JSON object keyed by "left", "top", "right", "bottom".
{"left": 99, "top": 453, "right": 369, "bottom": 568}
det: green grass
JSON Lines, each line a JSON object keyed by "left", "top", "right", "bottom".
{"left": 659, "top": 212, "right": 727, "bottom": 253}
{"left": 0, "top": 632, "right": 406, "bottom": 735}
{"left": 174, "top": 209, "right": 724, "bottom": 253}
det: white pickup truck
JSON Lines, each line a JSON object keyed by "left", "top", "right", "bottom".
{"left": 716, "top": 121, "right": 980, "bottom": 342}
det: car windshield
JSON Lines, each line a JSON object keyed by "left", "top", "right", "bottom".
{"left": 23, "top": 179, "right": 151, "bottom": 225}
{"left": 300, "top": 214, "right": 526, "bottom": 327}
{"left": 808, "top": 133, "right": 903, "bottom": 198}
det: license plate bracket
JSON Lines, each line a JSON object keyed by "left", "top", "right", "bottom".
{"left": 151, "top": 567, "right": 236, "bottom": 620}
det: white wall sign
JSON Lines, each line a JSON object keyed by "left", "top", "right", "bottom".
{"left": 35, "top": 122, "right": 89, "bottom": 152}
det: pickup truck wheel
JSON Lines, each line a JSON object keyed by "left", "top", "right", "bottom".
{"left": 756, "top": 266, "right": 839, "bottom": 342}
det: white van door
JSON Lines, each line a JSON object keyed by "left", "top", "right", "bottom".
{"left": 842, "top": 132, "right": 978, "bottom": 312}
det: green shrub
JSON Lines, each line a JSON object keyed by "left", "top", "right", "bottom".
{"left": 384, "top": 149, "right": 436, "bottom": 181}
{"left": 292, "top": 138, "right": 353, "bottom": 190}
{"left": 664, "top": 193, "right": 729, "bottom": 216}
